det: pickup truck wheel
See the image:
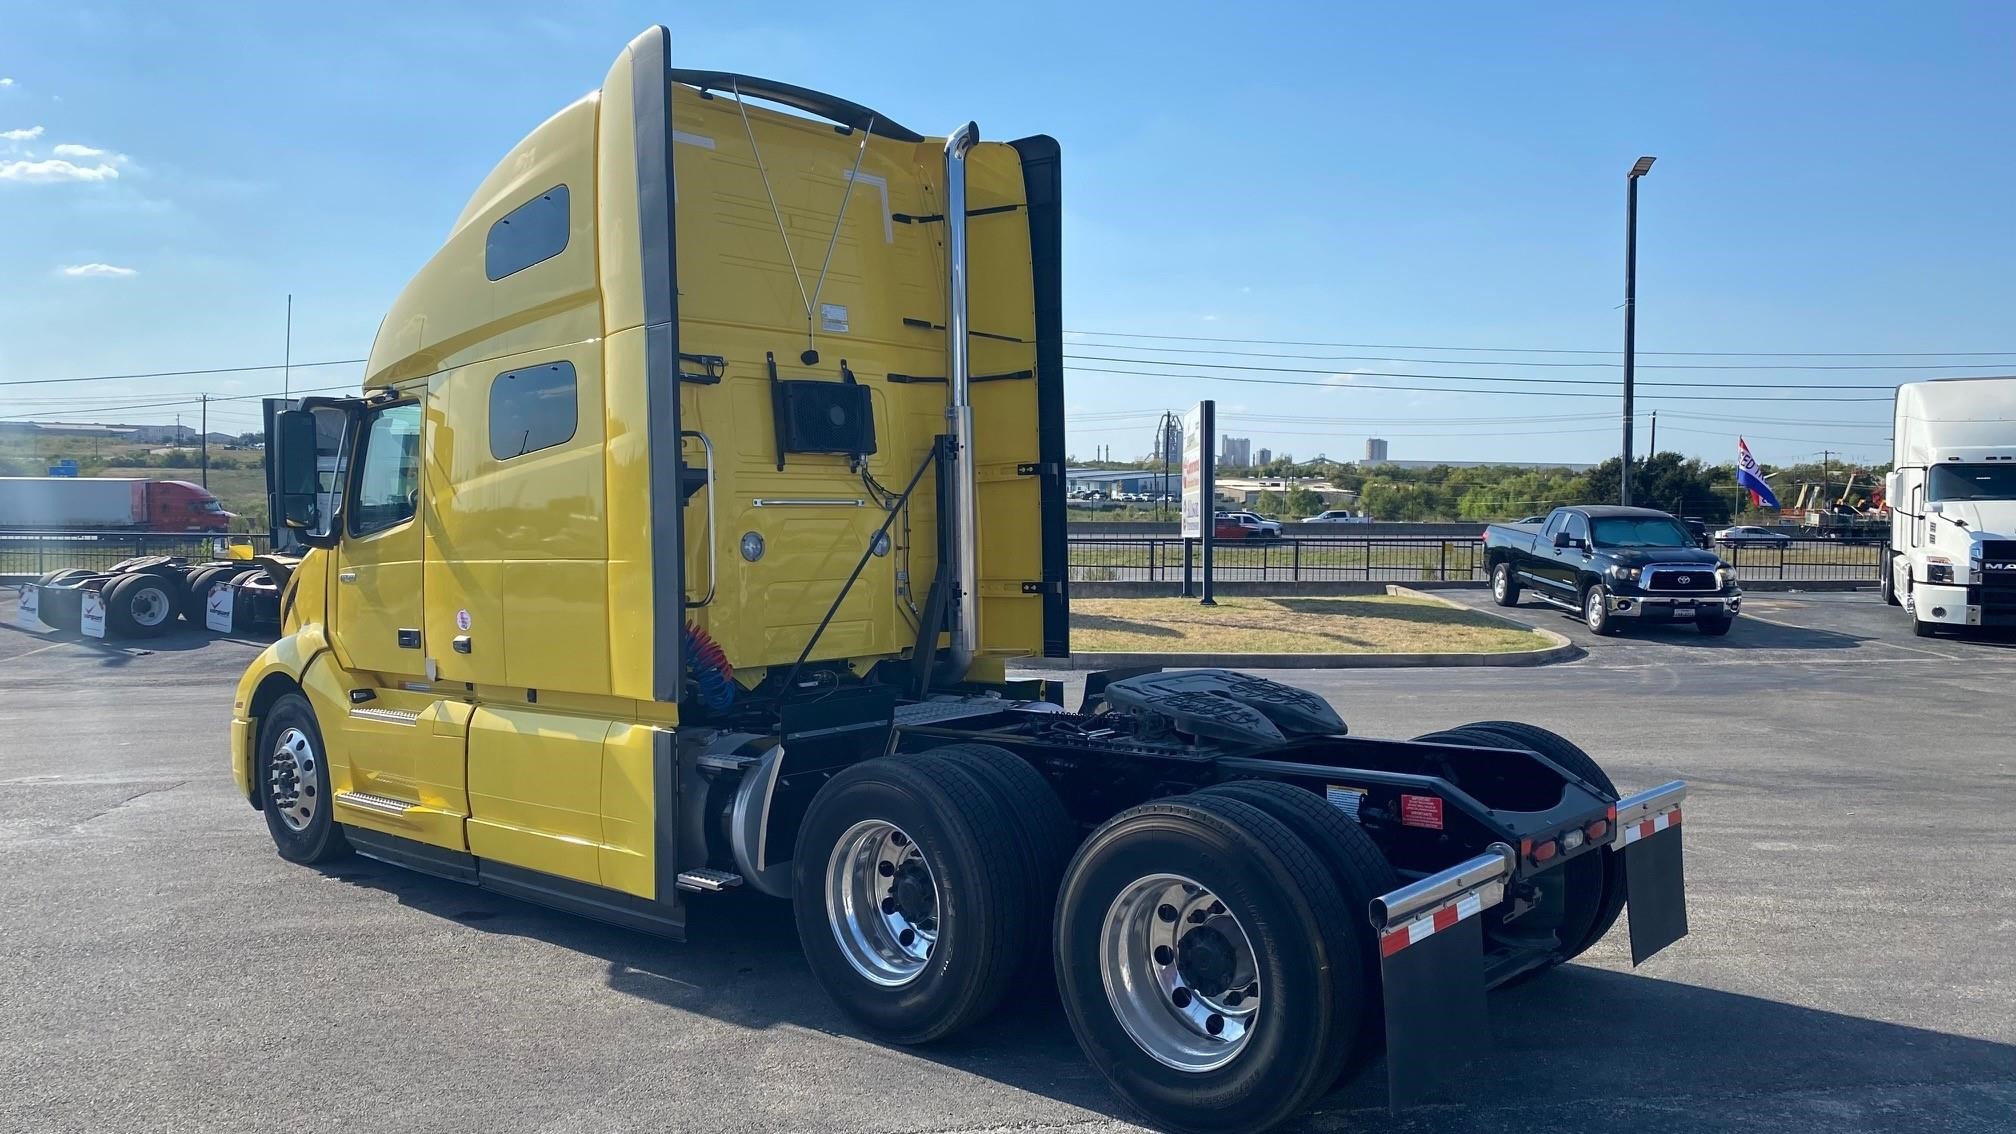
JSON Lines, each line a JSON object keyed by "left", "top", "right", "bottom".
{"left": 1582, "top": 585, "right": 1621, "bottom": 636}
{"left": 1199, "top": 780, "right": 1391, "bottom": 1071}
{"left": 1451, "top": 722, "right": 1624, "bottom": 964}
{"left": 258, "top": 693, "right": 351, "bottom": 864}
{"left": 1490, "top": 562, "right": 1521, "bottom": 607}
{"left": 1055, "top": 794, "right": 1352, "bottom": 1134}
{"left": 794, "top": 755, "right": 1027, "bottom": 1044}
{"left": 105, "top": 572, "right": 180, "bottom": 638}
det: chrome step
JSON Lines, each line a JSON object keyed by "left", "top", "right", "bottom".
{"left": 334, "top": 790, "right": 417, "bottom": 815}
{"left": 675, "top": 868, "right": 743, "bottom": 893}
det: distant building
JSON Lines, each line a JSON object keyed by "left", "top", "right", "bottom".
{"left": 1065, "top": 468, "right": 1180, "bottom": 496}
{"left": 1255, "top": 447, "right": 1273, "bottom": 465}
{"left": 1220, "top": 436, "right": 1251, "bottom": 467}
{"left": 1365, "top": 438, "right": 1389, "bottom": 463}
{"left": 1154, "top": 418, "right": 1183, "bottom": 464}
{"left": 1372, "top": 459, "right": 1597, "bottom": 472}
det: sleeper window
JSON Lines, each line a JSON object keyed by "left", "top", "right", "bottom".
{"left": 485, "top": 185, "right": 570, "bottom": 280}
{"left": 489, "top": 361, "right": 579, "bottom": 461}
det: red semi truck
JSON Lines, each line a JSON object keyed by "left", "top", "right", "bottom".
{"left": 0, "top": 476, "right": 233, "bottom": 532}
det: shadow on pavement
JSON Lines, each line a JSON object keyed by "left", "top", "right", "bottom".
{"left": 322, "top": 860, "right": 2015, "bottom": 1130}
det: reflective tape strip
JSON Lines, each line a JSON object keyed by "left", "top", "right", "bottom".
{"left": 1379, "top": 889, "right": 1485, "bottom": 957}
{"left": 1620, "top": 806, "right": 1682, "bottom": 846}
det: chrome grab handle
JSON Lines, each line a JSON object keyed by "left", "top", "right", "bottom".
{"left": 682, "top": 429, "right": 717, "bottom": 608}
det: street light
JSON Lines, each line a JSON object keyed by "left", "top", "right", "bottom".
{"left": 1621, "top": 154, "right": 1655, "bottom": 507}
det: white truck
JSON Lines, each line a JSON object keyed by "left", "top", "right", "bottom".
{"left": 1884, "top": 377, "right": 2016, "bottom": 636}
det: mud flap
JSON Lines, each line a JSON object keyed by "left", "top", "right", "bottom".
{"left": 1372, "top": 846, "right": 1512, "bottom": 1109}
{"left": 1614, "top": 781, "right": 1689, "bottom": 964}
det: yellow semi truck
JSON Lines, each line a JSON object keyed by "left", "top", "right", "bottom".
{"left": 231, "top": 28, "right": 1691, "bottom": 1132}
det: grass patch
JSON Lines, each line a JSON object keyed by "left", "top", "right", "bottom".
{"left": 1070, "top": 594, "right": 1552, "bottom": 655}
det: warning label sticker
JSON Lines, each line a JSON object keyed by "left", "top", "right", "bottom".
{"left": 1399, "top": 793, "right": 1444, "bottom": 830}
{"left": 819, "top": 303, "right": 850, "bottom": 333}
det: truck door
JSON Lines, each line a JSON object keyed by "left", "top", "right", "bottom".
{"left": 1530, "top": 513, "right": 1569, "bottom": 595}
{"left": 331, "top": 402, "right": 426, "bottom": 681}
{"left": 1557, "top": 511, "right": 1594, "bottom": 595}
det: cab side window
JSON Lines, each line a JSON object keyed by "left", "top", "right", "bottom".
{"left": 489, "top": 362, "right": 578, "bottom": 460}
{"left": 1542, "top": 512, "right": 1565, "bottom": 539}
{"left": 486, "top": 185, "right": 570, "bottom": 280}
{"left": 1564, "top": 513, "right": 1590, "bottom": 546}
{"left": 350, "top": 403, "right": 422, "bottom": 536}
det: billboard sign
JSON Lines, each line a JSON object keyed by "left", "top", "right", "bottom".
{"left": 1179, "top": 401, "right": 1215, "bottom": 539}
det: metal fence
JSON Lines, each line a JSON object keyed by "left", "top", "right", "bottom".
{"left": 1068, "top": 534, "right": 1885, "bottom": 585}
{"left": 1, "top": 531, "right": 273, "bottom": 582}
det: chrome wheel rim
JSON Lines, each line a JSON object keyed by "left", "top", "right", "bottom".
{"left": 826, "top": 820, "right": 939, "bottom": 986}
{"left": 1100, "top": 873, "right": 1261, "bottom": 1072}
{"left": 1585, "top": 591, "right": 1604, "bottom": 630}
{"left": 1492, "top": 566, "right": 1509, "bottom": 600}
{"left": 129, "top": 584, "right": 171, "bottom": 627}
{"left": 267, "top": 727, "right": 319, "bottom": 832}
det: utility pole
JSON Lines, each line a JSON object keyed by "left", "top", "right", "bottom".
{"left": 1648, "top": 410, "right": 1657, "bottom": 459}
{"left": 283, "top": 293, "right": 293, "bottom": 400}
{"left": 200, "top": 395, "right": 209, "bottom": 489}
{"left": 1821, "top": 449, "right": 1832, "bottom": 505}
{"left": 1621, "top": 155, "right": 1656, "bottom": 506}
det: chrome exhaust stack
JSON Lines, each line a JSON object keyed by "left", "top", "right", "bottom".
{"left": 942, "top": 121, "right": 981, "bottom": 679}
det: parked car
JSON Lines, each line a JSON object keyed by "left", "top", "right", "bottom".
{"left": 1482, "top": 505, "right": 1741, "bottom": 636}
{"left": 1514, "top": 515, "right": 1547, "bottom": 525}
{"left": 1714, "top": 525, "right": 1792, "bottom": 545}
{"left": 1219, "top": 510, "right": 1282, "bottom": 537}
{"left": 1212, "top": 512, "right": 1282, "bottom": 541}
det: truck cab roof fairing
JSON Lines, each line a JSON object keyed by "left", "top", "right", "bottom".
{"left": 668, "top": 70, "right": 924, "bottom": 142}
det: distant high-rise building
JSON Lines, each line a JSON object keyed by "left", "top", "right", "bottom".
{"left": 1221, "top": 436, "right": 1252, "bottom": 467}
{"left": 1279, "top": 452, "right": 1293, "bottom": 465}
{"left": 1255, "top": 447, "right": 1273, "bottom": 465}
{"left": 1155, "top": 417, "right": 1183, "bottom": 463}
{"left": 1365, "top": 438, "right": 1389, "bottom": 463}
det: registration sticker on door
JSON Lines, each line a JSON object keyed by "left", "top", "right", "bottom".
{"left": 206, "top": 585, "right": 235, "bottom": 632}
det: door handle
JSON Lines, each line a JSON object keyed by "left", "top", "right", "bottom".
{"left": 339, "top": 571, "right": 358, "bottom": 583}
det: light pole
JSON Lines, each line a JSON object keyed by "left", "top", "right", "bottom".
{"left": 1621, "top": 154, "right": 1655, "bottom": 507}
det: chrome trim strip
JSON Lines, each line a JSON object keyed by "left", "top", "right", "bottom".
{"left": 1369, "top": 843, "right": 1515, "bottom": 931}
{"left": 750, "top": 498, "right": 863, "bottom": 507}
{"left": 349, "top": 707, "right": 421, "bottom": 725}
{"left": 335, "top": 790, "right": 416, "bottom": 815}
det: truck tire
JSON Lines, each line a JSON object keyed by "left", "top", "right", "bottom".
{"left": 104, "top": 572, "right": 180, "bottom": 638}
{"left": 31, "top": 570, "right": 92, "bottom": 633}
{"left": 1447, "top": 721, "right": 1624, "bottom": 964}
{"left": 182, "top": 564, "right": 239, "bottom": 625}
{"left": 906, "top": 743, "right": 1077, "bottom": 991}
{"left": 1054, "top": 794, "right": 1354, "bottom": 1134}
{"left": 1490, "top": 561, "right": 1521, "bottom": 607}
{"left": 257, "top": 693, "right": 351, "bottom": 864}
{"left": 1199, "top": 779, "right": 1392, "bottom": 1069}
{"left": 793, "top": 755, "right": 1028, "bottom": 1045}
{"left": 225, "top": 568, "right": 268, "bottom": 632}
{"left": 1879, "top": 557, "right": 1898, "bottom": 606}
{"left": 1582, "top": 584, "right": 1621, "bottom": 636}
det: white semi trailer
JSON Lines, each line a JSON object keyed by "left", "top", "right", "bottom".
{"left": 1884, "top": 377, "right": 2016, "bottom": 635}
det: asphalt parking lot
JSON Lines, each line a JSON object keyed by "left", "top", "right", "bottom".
{"left": 2, "top": 588, "right": 2012, "bottom": 1134}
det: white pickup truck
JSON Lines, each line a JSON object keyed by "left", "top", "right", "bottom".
{"left": 1884, "top": 378, "right": 2016, "bottom": 636}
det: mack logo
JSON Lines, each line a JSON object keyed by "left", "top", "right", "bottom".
{"left": 1986, "top": 562, "right": 2016, "bottom": 572}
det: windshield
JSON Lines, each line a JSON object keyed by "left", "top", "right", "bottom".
{"left": 1928, "top": 464, "right": 2016, "bottom": 502}
{"left": 197, "top": 499, "right": 226, "bottom": 513}
{"left": 1591, "top": 516, "right": 1693, "bottom": 548}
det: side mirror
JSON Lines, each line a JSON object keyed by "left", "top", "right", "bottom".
{"left": 275, "top": 410, "right": 336, "bottom": 546}
{"left": 1551, "top": 531, "right": 1572, "bottom": 549}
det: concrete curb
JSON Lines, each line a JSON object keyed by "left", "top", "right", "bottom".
{"left": 1026, "top": 585, "right": 1581, "bottom": 670}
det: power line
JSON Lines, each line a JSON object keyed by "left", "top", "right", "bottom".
{"left": 1064, "top": 364, "right": 1897, "bottom": 402}
{"left": 0, "top": 358, "right": 366, "bottom": 390}
{"left": 1065, "top": 329, "right": 2016, "bottom": 360}
{"left": 0, "top": 381, "right": 356, "bottom": 423}
{"left": 1066, "top": 352, "right": 1953, "bottom": 390}
{"left": 1062, "top": 342, "right": 2015, "bottom": 372}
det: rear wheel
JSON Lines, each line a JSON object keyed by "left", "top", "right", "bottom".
{"left": 1055, "top": 795, "right": 1354, "bottom": 1134}
{"left": 1490, "top": 561, "right": 1521, "bottom": 607}
{"left": 32, "top": 570, "right": 91, "bottom": 632}
{"left": 1199, "top": 779, "right": 1392, "bottom": 1069}
{"left": 1447, "top": 721, "right": 1623, "bottom": 963}
{"left": 793, "top": 755, "right": 1028, "bottom": 1044}
{"left": 182, "top": 564, "right": 239, "bottom": 625}
{"left": 1879, "top": 557, "right": 1898, "bottom": 606}
{"left": 105, "top": 572, "right": 179, "bottom": 638}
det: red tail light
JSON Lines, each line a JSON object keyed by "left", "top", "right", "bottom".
{"left": 1529, "top": 839, "right": 1558, "bottom": 864}
{"left": 1586, "top": 818, "right": 1609, "bottom": 842}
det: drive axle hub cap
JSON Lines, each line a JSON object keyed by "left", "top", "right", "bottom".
{"left": 1101, "top": 874, "right": 1261, "bottom": 1072}
{"left": 128, "top": 584, "right": 171, "bottom": 627}
{"left": 827, "top": 820, "right": 939, "bottom": 986}
{"left": 268, "top": 727, "right": 318, "bottom": 832}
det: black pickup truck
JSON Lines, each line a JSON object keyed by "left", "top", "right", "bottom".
{"left": 1482, "top": 505, "right": 1741, "bottom": 635}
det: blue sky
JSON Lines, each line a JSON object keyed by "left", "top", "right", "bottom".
{"left": 4, "top": 2, "right": 2013, "bottom": 466}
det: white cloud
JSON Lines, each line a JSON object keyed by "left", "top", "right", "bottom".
{"left": 0, "top": 157, "right": 121, "bottom": 183}
{"left": 1200, "top": 313, "right": 1219, "bottom": 322}
{"left": 51, "top": 142, "right": 110, "bottom": 159}
{"left": 2, "top": 125, "right": 42, "bottom": 141}
{"left": 61, "top": 262, "right": 137, "bottom": 278}
{"left": 0, "top": 78, "right": 15, "bottom": 88}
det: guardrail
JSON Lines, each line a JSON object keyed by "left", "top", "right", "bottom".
{"left": 1068, "top": 534, "right": 1885, "bottom": 584}
{"left": 1, "top": 531, "right": 273, "bottom": 583}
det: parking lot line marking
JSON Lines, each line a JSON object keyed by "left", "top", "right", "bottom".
{"left": 1, "top": 640, "right": 73, "bottom": 662}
